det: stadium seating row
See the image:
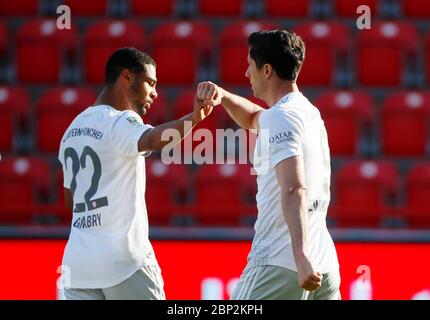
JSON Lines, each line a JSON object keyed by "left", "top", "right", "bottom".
{"left": 1, "top": 0, "right": 430, "bottom": 19}
{"left": 1, "top": 19, "right": 430, "bottom": 86}
{"left": 0, "top": 156, "right": 429, "bottom": 228}
{"left": 1, "top": 86, "right": 429, "bottom": 156}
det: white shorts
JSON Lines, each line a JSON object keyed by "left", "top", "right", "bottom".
{"left": 231, "top": 265, "right": 341, "bottom": 300}
{"left": 64, "top": 265, "right": 165, "bottom": 300}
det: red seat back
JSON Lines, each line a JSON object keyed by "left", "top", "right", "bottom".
{"left": 194, "top": 164, "right": 254, "bottom": 225}
{"left": 84, "top": 20, "right": 146, "bottom": 84}
{"left": 219, "top": 21, "right": 280, "bottom": 85}
{"left": 0, "top": 156, "right": 51, "bottom": 224}
{"left": 198, "top": 0, "right": 243, "bottom": 16}
{"left": 405, "top": 163, "right": 430, "bottom": 227}
{"left": 334, "top": 160, "right": 399, "bottom": 227}
{"left": 36, "top": 87, "right": 97, "bottom": 153}
{"left": 131, "top": 0, "right": 174, "bottom": 16}
{"left": 334, "top": 0, "right": 378, "bottom": 17}
{"left": 403, "top": 0, "right": 430, "bottom": 17}
{"left": 16, "top": 19, "right": 77, "bottom": 83}
{"left": 65, "top": 0, "right": 108, "bottom": 16}
{"left": 266, "top": 0, "right": 310, "bottom": 17}
{"left": 294, "top": 22, "right": 349, "bottom": 86}
{"left": 425, "top": 32, "right": 430, "bottom": 87}
{"left": 0, "top": 0, "right": 38, "bottom": 16}
{"left": 357, "top": 22, "right": 418, "bottom": 86}
{"left": 152, "top": 21, "right": 212, "bottom": 85}
{"left": 315, "top": 90, "right": 373, "bottom": 155}
{"left": 0, "top": 21, "right": 7, "bottom": 55}
{"left": 381, "top": 91, "right": 430, "bottom": 156}
{"left": 146, "top": 159, "right": 189, "bottom": 225}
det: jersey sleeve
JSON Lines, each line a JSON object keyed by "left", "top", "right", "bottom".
{"left": 261, "top": 110, "right": 304, "bottom": 168}
{"left": 109, "top": 111, "right": 154, "bottom": 157}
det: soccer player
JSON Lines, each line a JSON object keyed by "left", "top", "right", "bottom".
{"left": 58, "top": 47, "right": 213, "bottom": 300}
{"left": 197, "top": 30, "right": 340, "bottom": 299}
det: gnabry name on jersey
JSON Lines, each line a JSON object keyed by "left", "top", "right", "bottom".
{"left": 269, "top": 131, "right": 295, "bottom": 144}
{"left": 63, "top": 127, "right": 104, "bottom": 143}
{"left": 73, "top": 213, "right": 102, "bottom": 229}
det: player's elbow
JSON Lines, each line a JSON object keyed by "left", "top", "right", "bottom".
{"left": 280, "top": 185, "right": 307, "bottom": 206}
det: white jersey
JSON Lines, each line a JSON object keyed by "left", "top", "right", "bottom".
{"left": 249, "top": 92, "right": 339, "bottom": 273}
{"left": 58, "top": 105, "right": 158, "bottom": 289}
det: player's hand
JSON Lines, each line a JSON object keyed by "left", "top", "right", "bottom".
{"left": 192, "top": 81, "right": 223, "bottom": 122}
{"left": 296, "top": 256, "right": 322, "bottom": 292}
{"left": 197, "top": 81, "right": 223, "bottom": 107}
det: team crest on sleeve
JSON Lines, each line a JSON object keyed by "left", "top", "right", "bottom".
{"left": 126, "top": 116, "right": 139, "bottom": 125}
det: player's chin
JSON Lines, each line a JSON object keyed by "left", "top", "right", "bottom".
{"left": 137, "top": 105, "right": 148, "bottom": 117}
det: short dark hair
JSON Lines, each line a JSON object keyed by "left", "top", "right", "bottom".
{"left": 248, "top": 29, "right": 305, "bottom": 82}
{"left": 105, "top": 47, "right": 156, "bottom": 85}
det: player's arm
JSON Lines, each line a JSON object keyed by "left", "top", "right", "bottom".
{"left": 197, "top": 81, "right": 264, "bottom": 130}
{"left": 275, "top": 156, "right": 322, "bottom": 292}
{"left": 138, "top": 95, "right": 213, "bottom": 152}
{"left": 63, "top": 188, "right": 73, "bottom": 212}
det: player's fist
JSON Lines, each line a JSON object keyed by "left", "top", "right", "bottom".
{"left": 196, "top": 81, "right": 223, "bottom": 107}
{"left": 296, "top": 256, "right": 323, "bottom": 292}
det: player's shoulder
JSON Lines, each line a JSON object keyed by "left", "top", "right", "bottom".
{"left": 85, "top": 105, "right": 143, "bottom": 125}
{"left": 265, "top": 102, "right": 304, "bottom": 125}
{"left": 119, "top": 110, "right": 144, "bottom": 125}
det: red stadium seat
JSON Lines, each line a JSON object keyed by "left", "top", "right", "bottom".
{"left": 152, "top": 21, "right": 212, "bottom": 85}
{"left": 315, "top": 90, "right": 373, "bottom": 156}
{"left": 36, "top": 87, "right": 97, "bottom": 153}
{"left": 0, "top": 156, "right": 51, "bottom": 224}
{"left": 333, "top": 160, "right": 399, "bottom": 227}
{"left": 0, "top": 86, "right": 30, "bottom": 151}
{"left": 357, "top": 22, "right": 418, "bottom": 86}
{"left": 0, "top": 0, "right": 38, "bottom": 16}
{"left": 402, "top": 0, "right": 430, "bottom": 18}
{"left": 294, "top": 22, "right": 350, "bottom": 86}
{"left": 198, "top": 0, "right": 243, "bottom": 16}
{"left": 0, "top": 22, "right": 7, "bottom": 56}
{"left": 16, "top": 19, "right": 77, "bottom": 83}
{"left": 131, "top": 0, "right": 174, "bottom": 16}
{"left": 266, "top": 0, "right": 310, "bottom": 17}
{"left": 381, "top": 91, "right": 430, "bottom": 156}
{"left": 426, "top": 32, "right": 430, "bottom": 86}
{"left": 334, "top": 0, "right": 378, "bottom": 17}
{"left": 84, "top": 20, "right": 145, "bottom": 84}
{"left": 219, "top": 21, "right": 279, "bottom": 85}
{"left": 64, "top": 0, "right": 108, "bottom": 16}
{"left": 194, "top": 163, "right": 256, "bottom": 226}
{"left": 142, "top": 89, "right": 169, "bottom": 126}
{"left": 146, "top": 158, "right": 190, "bottom": 225}
{"left": 405, "top": 163, "right": 430, "bottom": 227}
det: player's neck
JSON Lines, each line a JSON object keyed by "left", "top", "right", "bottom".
{"left": 265, "top": 81, "right": 300, "bottom": 107}
{"left": 93, "top": 86, "right": 130, "bottom": 111}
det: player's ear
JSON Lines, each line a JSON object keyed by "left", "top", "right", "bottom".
{"left": 120, "top": 69, "right": 133, "bottom": 86}
{"left": 263, "top": 63, "right": 273, "bottom": 79}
